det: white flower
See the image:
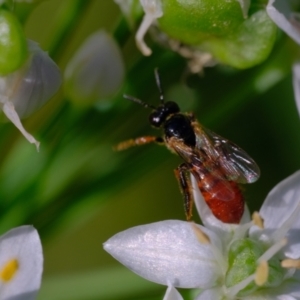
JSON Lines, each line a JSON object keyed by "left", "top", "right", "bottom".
{"left": 266, "top": 0, "right": 300, "bottom": 117}
{"left": 266, "top": 0, "right": 300, "bottom": 45}
{"left": 64, "top": 30, "right": 124, "bottom": 105}
{"left": 104, "top": 171, "right": 300, "bottom": 299}
{"left": 136, "top": 0, "right": 163, "bottom": 56}
{"left": 0, "top": 40, "right": 61, "bottom": 151}
{"left": 0, "top": 225, "right": 43, "bottom": 300}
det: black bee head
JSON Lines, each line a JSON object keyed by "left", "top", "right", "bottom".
{"left": 124, "top": 69, "right": 180, "bottom": 128}
{"left": 149, "top": 101, "right": 180, "bottom": 128}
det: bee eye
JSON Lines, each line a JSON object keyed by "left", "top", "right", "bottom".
{"left": 149, "top": 102, "right": 180, "bottom": 128}
{"left": 165, "top": 101, "right": 180, "bottom": 114}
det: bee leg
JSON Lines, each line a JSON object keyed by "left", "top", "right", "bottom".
{"left": 114, "top": 136, "right": 164, "bottom": 151}
{"left": 174, "top": 163, "right": 193, "bottom": 221}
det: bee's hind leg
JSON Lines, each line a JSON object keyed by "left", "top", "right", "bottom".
{"left": 174, "top": 163, "right": 194, "bottom": 221}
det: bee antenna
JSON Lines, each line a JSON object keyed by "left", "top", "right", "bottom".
{"left": 154, "top": 68, "right": 164, "bottom": 104}
{"left": 123, "top": 94, "right": 156, "bottom": 109}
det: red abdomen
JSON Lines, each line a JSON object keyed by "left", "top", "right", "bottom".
{"left": 198, "top": 176, "right": 244, "bottom": 224}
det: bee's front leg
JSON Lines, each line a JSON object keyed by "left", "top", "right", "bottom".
{"left": 174, "top": 163, "right": 193, "bottom": 221}
{"left": 114, "top": 136, "right": 164, "bottom": 151}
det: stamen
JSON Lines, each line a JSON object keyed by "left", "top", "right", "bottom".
{"left": 252, "top": 211, "right": 264, "bottom": 229}
{"left": 2, "top": 101, "right": 40, "bottom": 151}
{"left": 281, "top": 259, "right": 300, "bottom": 269}
{"left": 190, "top": 223, "right": 227, "bottom": 273}
{"left": 0, "top": 259, "right": 19, "bottom": 282}
{"left": 136, "top": 15, "right": 154, "bottom": 55}
{"left": 191, "top": 223, "right": 210, "bottom": 244}
{"left": 258, "top": 238, "right": 287, "bottom": 263}
{"left": 136, "top": 0, "right": 163, "bottom": 56}
{"left": 226, "top": 274, "right": 255, "bottom": 298}
{"left": 255, "top": 260, "right": 268, "bottom": 286}
{"left": 272, "top": 204, "right": 300, "bottom": 241}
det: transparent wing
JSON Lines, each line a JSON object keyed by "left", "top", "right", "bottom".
{"left": 170, "top": 136, "right": 236, "bottom": 201}
{"left": 201, "top": 127, "right": 260, "bottom": 184}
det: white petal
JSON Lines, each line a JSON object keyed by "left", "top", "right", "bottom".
{"left": 136, "top": 0, "right": 163, "bottom": 55}
{"left": 292, "top": 62, "right": 300, "bottom": 117}
{"left": 2, "top": 101, "right": 40, "bottom": 151}
{"left": 104, "top": 220, "right": 221, "bottom": 288}
{"left": 9, "top": 40, "right": 62, "bottom": 118}
{"left": 64, "top": 30, "right": 124, "bottom": 104}
{"left": 277, "top": 296, "right": 297, "bottom": 300}
{"left": 266, "top": 0, "right": 300, "bottom": 45}
{"left": 259, "top": 170, "right": 300, "bottom": 227}
{"left": 195, "top": 287, "right": 223, "bottom": 300}
{"left": 192, "top": 174, "right": 250, "bottom": 236}
{"left": 258, "top": 170, "right": 300, "bottom": 258}
{"left": 0, "top": 226, "right": 43, "bottom": 300}
{"left": 243, "top": 294, "right": 291, "bottom": 300}
{"left": 163, "top": 285, "right": 183, "bottom": 300}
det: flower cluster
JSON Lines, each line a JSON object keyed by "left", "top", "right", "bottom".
{"left": 0, "top": 1, "right": 297, "bottom": 299}
{"left": 104, "top": 171, "right": 300, "bottom": 299}
{"left": 115, "top": 0, "right": 277, "bottom": 69}
{"left": 0, "top": 40, "right": 61, "bottom": 150}
{"left": 104, "top": 2, "right": 300, "bottom": 299}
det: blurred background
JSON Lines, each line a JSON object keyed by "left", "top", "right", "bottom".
{"left": 0, "top": 0, "right": 299, "bottom": 299}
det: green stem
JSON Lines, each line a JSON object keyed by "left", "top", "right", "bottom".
{"left": 45, "top": 0, "right": 92, "bottom": 60}
{"left": 113, "top": 16, "right": 131, "bottom": 48}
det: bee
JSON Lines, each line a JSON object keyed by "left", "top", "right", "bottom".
{"left": 115, "top": 69, "right": 260, "bottom": 224}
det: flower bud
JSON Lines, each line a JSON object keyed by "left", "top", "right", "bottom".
{"left": 64, "top": 30, "right": 125, "bottom": 106}
{"left": 0, "top": 40, "right": 62, "bottom": 150}
{"left": 133, "top": 0, "right": 277, "bottom": 69}
{"left": 0, "top": 9, "right": 27, "bottom": 75}
{"left": 226, "top": 238, "right": 263, "bottom": 295}
{"left": 226, "top": 238, "right": 285, "bottom": 296}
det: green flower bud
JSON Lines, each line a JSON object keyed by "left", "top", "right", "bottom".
{"left": 226, "top": 238, "right": 286, "bottom": 296}
{"left": 135, "top": 0, "right": 277, "bottom": 68}
{"left": 226, "top": 238, "right": 263, "bottom": 295}
{"left": 265, "top": 256, "right": 285, "bottom": 288}
{"left": 0, "top": 9, "right": 27, "bottom": 75}
{"left": 201, "top": 10, "right": 277, "bottom": 69}
{"left": 158, "top": 0, "right": 245, "bottom": 44}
